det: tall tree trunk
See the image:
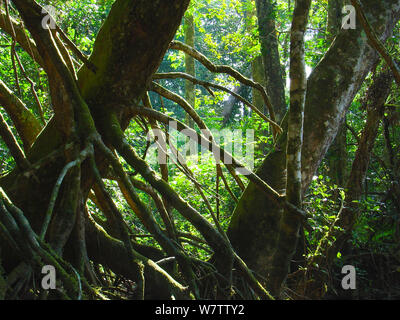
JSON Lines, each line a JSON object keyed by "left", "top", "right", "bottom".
{"left": 255, "top": 0, "right": 287, "bottom": 123}
{"left": 243, "top": 2, "right": 265, "bottom": 113}
{"left": 244, "top": 2, "right": 268, "bottom": 150}
{"left": 328, "top": 70, "right": 393, "bottom": 265}
{"left": 326, "top": 0, "right": 348, "bottom": 187}
{"left": 265, "top": 0, "right": 311, "bottom": 296}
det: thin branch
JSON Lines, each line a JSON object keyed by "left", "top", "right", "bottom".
{"left": 0, "top": 110, "right": 30, "bottom": 170}
{"left": 89, "top": 150, "right": 146, "bottom": 299}
{"left": 128, "top": 177, "right": 176, "bottom": 241}
{"left": 142, "top": 93, "right": 174, "bottom": 223}
{"left": 13, "top": 44, "right": 45, "bottom": 123}
{"left": 50, "top": 28, "right": 77, "bottom": 79}
{"left": 4, "top": 1, "right": 22, "bottom": 97}
{"left": 151, "top": 131, "right": 224, "bottom": 233}
{"left": 351, "top": 0, "right": 400, "bottom": 85}
{"left": 181, "top": 238, "right": 214, "bottom": 255}
{"left": 149, "top": 124, "right": 234, "bottom": 207}
{"left": 54, "top": 24, "right": 97, "bottom": 74}
{"left": 0, "top": 8, "right": 43, "bottom": 67}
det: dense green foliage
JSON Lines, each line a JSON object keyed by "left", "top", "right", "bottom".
{"left": 0, "top": 0, "right": 399, "bottom": 299}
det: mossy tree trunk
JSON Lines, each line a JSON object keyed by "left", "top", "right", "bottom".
{"left": 326, "top": 0, "right": 348, "bottom": 187}
{"left": 0, "top": 0, "right": 192, "bottom": 299}
{"left": 265, "top": 0, "right": 311, "bottom": 296}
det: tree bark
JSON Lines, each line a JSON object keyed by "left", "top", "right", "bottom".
{"left": 184, "top": 12, "right": 196, "bottom": 129}
{"left": 326, "top": 0, "right": 348, "bottom": 186}
{"left": 264, "top": 0, "right": 311, "bottom": 296}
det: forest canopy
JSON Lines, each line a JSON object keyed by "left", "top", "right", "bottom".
{"left": 0, "top": 0, "right": 399, "bottom": 300}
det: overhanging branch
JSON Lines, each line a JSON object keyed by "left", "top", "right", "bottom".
{"left": 169, "top": 40, "right": 278, "bottom": 132}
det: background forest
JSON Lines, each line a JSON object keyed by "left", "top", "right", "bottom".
{"left": 0, "top": 0, "right": 399, "bottom": 300}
